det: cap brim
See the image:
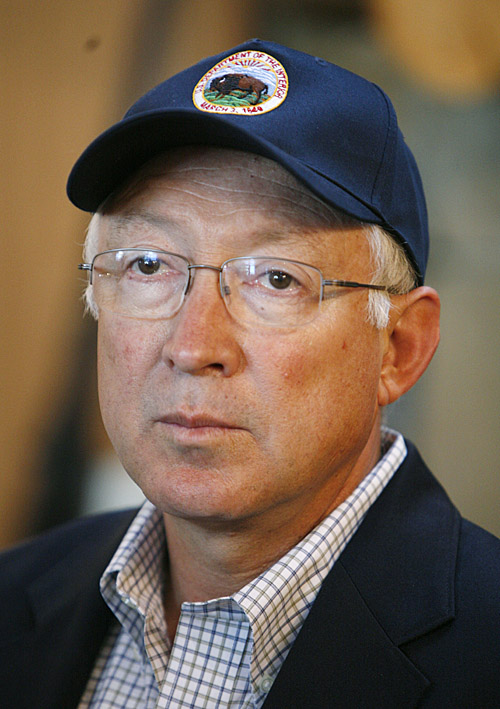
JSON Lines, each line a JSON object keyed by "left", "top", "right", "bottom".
{"left": 67, "top": 107, "right": 385, "bottom": 227}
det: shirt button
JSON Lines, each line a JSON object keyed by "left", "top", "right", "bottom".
{"left": 260, "top": 675, "right": 274, "bottom": 693}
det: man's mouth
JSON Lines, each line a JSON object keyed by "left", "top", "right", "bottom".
{"left": 156, "top": 412, "right": 246, "bottom": 442}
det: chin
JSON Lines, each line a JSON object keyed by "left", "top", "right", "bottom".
{"left": 131, "top": 468, "right": 263, "bottom": 524}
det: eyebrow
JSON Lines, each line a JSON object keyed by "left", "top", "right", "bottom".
{"left": 103, "top": 212, "right": 186, "bottom": 249}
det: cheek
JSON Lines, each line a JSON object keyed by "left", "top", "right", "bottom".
{"left": 98, "top": 317, "right": 164, "bottom": 373}
{"left": 97, "top": 319, "right": 164, "bottom": 425}
{"left": 244, "top": 333, "right": 322, "bottom": 426}
{"left": 250, "top": 320, "right": 382, "bottom": 432}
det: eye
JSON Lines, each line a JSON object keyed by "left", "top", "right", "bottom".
{"left": 126, "top": 252, "right": 179, "bottom": 277}
{"left": 229, "top": 258, "right": 317, "bottom": 301}
{"left": 134, "top": 255, "right": 161, "bottom": 275}
{"left": 266, "top": 270, "right": 293, "bottom": 289}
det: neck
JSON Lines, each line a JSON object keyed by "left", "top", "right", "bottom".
{"left": 162, "top": 509, "right": 312, "bottom": 641}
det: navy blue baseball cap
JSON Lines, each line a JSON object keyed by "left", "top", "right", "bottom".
{"left": 67, "top": 38, "right": 428, "bottom": 284}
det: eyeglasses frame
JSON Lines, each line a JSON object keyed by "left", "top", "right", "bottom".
{"left": 78, "top": 248, "right": 389, "bottom": 321}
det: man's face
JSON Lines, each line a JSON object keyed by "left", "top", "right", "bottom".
{"left": 96, "top": 147, "right": 387, "bottom": 535}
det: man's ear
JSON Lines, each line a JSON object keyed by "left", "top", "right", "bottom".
{"left": 378, "top": 286, "right": 440, "bottom": 407}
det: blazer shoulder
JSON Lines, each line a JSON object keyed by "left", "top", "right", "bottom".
{"left": 0, "top": 510, "right": 138, "bottom": 708}
{"left": 455, "top": 516, "right": 500, "bottom": 606}
{"left": 0, "top": 508, "right": 137, "bottom": 594}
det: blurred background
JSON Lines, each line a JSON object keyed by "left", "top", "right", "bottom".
{"left": 2, "top": 0, "right": 499, "bottom": 549}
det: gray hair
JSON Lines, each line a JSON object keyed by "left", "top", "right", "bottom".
{"left": 364, "top": 223, "right": 417, "bottom": 327}
{"left": 82, "top": 207, "right": 416, "bottom": 329}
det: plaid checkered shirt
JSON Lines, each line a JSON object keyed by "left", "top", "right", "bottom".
{"left": 79, "top": 430, "right": 406, "bottom": 708}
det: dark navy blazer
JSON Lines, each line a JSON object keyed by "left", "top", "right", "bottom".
{"left": 1, "top": 441, "right": 499, "bottom": 708}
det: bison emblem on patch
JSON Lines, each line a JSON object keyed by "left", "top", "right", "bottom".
{"left": 209, "top": 73, "right": 269, "bottom": 105}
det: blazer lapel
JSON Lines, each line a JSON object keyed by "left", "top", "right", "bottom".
{"left": 264, "top": 560, "right": 429, "bottom": 708}
{"left": 264, "top": 442, "right": 459, "bottom": 708}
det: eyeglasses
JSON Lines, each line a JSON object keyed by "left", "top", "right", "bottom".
{"left": 78, "top": 248, "right": 388, "bottom": 327}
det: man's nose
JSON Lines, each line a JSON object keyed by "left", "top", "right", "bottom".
{"left": 161, "top": 267, "right": 244, "bottom": 376}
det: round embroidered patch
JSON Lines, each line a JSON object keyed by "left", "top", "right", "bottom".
{"left": 193, "top": 50, "right": 288, "bottom": 115}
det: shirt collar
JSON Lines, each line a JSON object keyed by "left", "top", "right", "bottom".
{"left": 100, "top": 501, "right": 166, "bottom": 649}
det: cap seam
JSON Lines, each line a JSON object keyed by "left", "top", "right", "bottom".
{"left": 302, "top": 162, "right": 384, "bottom": 223}
{"left": 369, "top": 84, "right": 394, "bottom": 210}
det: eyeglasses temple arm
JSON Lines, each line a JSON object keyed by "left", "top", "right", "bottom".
{"left": 323, "top": 279, "right": 387, "bottom": 292}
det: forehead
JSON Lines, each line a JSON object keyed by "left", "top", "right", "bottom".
{"left": 104, "top": 147, "right": 338, "bottom": 222}
{"left": 99, "top": 147, "right": 368, "bottom": 264}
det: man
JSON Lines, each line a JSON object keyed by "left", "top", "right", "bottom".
{"left": 1, "top": 39, "right": 499, "bottom": 708}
